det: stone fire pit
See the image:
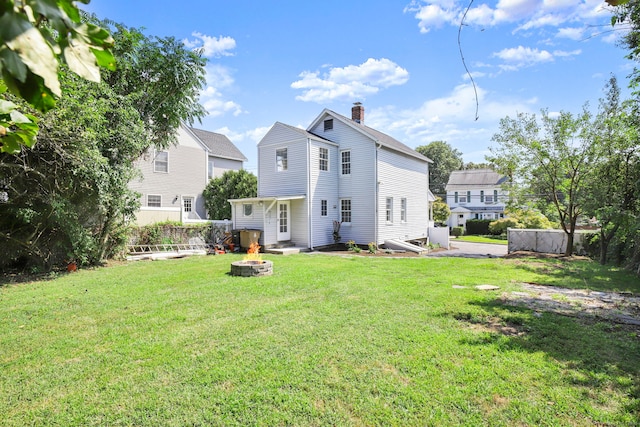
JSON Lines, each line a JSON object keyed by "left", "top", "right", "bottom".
{"left": 230, "top": 260, "right": 273, "bottom": 277}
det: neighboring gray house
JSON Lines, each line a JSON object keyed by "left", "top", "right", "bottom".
{"left": 445, "top": 169, "right": 508, "bottom": 229}
{"left": 229, "top": 104, "right": 433, "bottom": 250}
{"left": 129, "top": 123, "right": 247, "bottom": 225}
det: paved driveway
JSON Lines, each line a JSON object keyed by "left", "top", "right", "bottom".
{"left": 427, "top": 240, "right": 508, "bottom": 258}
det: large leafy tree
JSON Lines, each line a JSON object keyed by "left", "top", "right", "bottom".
{"left": 415, "top": 141, "right": 463, "bottom": 196}
{"left": 0, "top": 22, "right": 207, "bottom": 270}
{"left": 203, "top": 170, "right": 257, "bottom": 220}
{"left": 489, "top": 107, "right": 598, "bottom": 257}
{"left": 584, "top": 76, "right": 640, "bottom": 265}
{"left": 0, "top": 0, "right": 115, "bottom": 153}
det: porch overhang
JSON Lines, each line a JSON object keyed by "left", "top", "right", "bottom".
{"left": 228, "top": 195, "right": 306, "bottom": 204}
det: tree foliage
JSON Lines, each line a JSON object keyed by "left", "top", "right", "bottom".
{"left": 203, "top": 170, "right": 257, "bottom": 220}
{"left": 415, "top": 141, "right": 463, "bottom": 196}
{"left": 431, "top": 197, "right": 450, "bottom": 225}
{"left": 0, "top": 22, "right": 208, "bottom": 271}
{"left": 489, "top": 107, "right": 597, "bottom": 256}
{"left": 0, "top": 0, "right": 115, "bottom": 153}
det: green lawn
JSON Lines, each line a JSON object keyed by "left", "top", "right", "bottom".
{"left": 1, "top": 254, "right": 638, "bottom": 426}
{"left": 454, "top": 235, "right": 509, "bottom": 245}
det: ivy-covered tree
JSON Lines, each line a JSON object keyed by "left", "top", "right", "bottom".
{"left": 203, "top": 170, "right": 257, "bottom": 220}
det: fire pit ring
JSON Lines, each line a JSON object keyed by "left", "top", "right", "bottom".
{"left": 230, "top": 260, "right": 273, "bottom": 277}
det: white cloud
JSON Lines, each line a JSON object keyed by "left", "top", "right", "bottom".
{"left": 183, "top": 32, "right": 236, "bottom": 58}
{"left": 291, "top": 58, "right": 409, "bottom": 103}
{"left": 199, "top": 64, "right": 244, "bottom": 117}
{"left": 493, "top": 46, "right": 554, "bottom": 69}
{"left": 556, "top": 27, "right": 585, "bottom": 40}
{"left": 406, "top": 0, "right": 612, "bottom": 32}
{"left": 364, "top": 83, "right": 535, "bottom": 162}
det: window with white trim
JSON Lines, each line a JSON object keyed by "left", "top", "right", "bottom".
{"left": 243, "top": 204, "right": 253, "bottom": 217}
{"left": 276, "top": 148, "right": 288, "bottom": 171}
{"left": 324, "top": 119, "right": 333, "bottom": 131}
{"left": 386, "top": 197, "right": 393, "bottom": 223}
{"left": 340, "top": 199, "right": 352, "bottom": 223}
{"left": 147, "top": 194, "right": 161, "bottom": 207}
{"left": 401, "top": 198, "right": 407, "bottom": 222}
{"left": 319, "top": 147, "right": 328, "bottom": 171}
{"left": 320, "top": 200, "right": 327, "bottom": 216}
{"left": 341, "top": 150, "right": 351, "bottom": 175}
{"left": 154, "top": 150, "right": 168, "bottom": 173}
{"left": 208, "top": 159, "right": 215, "bottom": 179}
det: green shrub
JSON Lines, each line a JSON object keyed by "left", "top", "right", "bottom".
{"left": 489, "top": 218, "right": 521, "bottom": 235}
{"left": 465, "top": 219, "right": 493, "bottom": 235}
{"left": 451, "top": 226, "right": 464, "bottom": 237}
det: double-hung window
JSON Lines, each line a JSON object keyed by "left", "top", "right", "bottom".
{"left": 154, "top": 150, "right": 168, "bottom": 173}
{"left": 400, "top": 198, "right": 407, "bottom": 222}
{"left": 319, "top": 147, "right": 328, "bottom": 171}
{"left": 320, "top": 200, "right": 327, "bottom": 216}
{"left": 386, "top": 197, "right": 393, "bottom": 223}
{"left": 276, "top": 148, "right": 288, "bottom": 172}
{"left": 340, "top": 199, "right": 352, "bottom": 224}
{"left": 147, "top": 194, "right": 161, "bottom": 207}
{"left": 341, "top": 150, "right": 351, "bottom": 175}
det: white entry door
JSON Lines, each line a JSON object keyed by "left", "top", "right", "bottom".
{"left": 277, "top": 201, "right": 291, "bottom": 241}
{"left": 182, "top": 196, "right": 194, "bottom": 221}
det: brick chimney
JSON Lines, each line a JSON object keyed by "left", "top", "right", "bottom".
{"left": 351, "top": 102, "right": 364, "bottom": 124}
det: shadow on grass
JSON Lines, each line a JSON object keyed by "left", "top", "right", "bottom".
{"left": 448, "top": 298, "right": 640, "bottom": 419}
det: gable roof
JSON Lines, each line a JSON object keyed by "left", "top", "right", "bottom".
{"left": 272, "top": 122, "right": 337, "bottom": 145}
{"left": 186, "top": 126, "right": 247, "bottom": 161}
{"left": 445, "top": 169, "right": 508, "bottom": 191}
{"left": 308, "top": 109, "right": 432, "bottom": 163}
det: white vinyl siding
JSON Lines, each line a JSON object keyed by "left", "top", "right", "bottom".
{"left": 377, "top": 148, "right": 429, "bottom": 243}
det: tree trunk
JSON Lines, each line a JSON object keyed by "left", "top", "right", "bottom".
{"left": 564, "top": 231, "right": 574, "bottom": 257}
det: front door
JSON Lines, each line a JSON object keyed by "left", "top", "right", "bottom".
{"left": 277, "top": 201, "right": 290, "bottom": 241}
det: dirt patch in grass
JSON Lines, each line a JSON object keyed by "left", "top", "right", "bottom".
{"left": 501, "top": 283, "right": 640, "bottom": 330}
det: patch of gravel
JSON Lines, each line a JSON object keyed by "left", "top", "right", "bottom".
{"left": 501, "top": 283, "right": 640, "bottom": 327}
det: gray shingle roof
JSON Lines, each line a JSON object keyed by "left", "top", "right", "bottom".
{"left": 325, "top": 110, "right": 432, "bottom": 163}
{"left": 445, "top": 169, "right": 508, "bottom": 191}
{"left": 276, "top": 122, "right": 334, "bottom": 143}
{"left": 189, "top": 127, "right": 247, "bottom": 161}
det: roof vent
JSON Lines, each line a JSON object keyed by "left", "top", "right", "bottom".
{"left": 352, "top": 102, "right": 364, "bottom": 124}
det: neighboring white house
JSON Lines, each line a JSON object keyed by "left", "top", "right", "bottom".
{"left": 129, "top": 123, "right": 247, "bottom": 225}
{"left": 445, "top": 169, "right": 509, "bottom": 229}
{"left": 229, "top": 104, "right": 434, "bottom": 250}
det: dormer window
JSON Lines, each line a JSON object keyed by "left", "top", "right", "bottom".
{"left": 324, "top": 119, "right": 333, "bottom": 131}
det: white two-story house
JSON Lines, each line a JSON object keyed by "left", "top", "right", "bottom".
{"left": 129, "top": 123, "right": 247, "bottom": 225}
{"left": 229, "top": 104, "right": 434, "bottom": 250}
{"left": 445, "top": 169, "right": 508, "bottom": 229}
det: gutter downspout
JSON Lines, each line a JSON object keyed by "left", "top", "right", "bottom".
{"left": 375, "top": 142, "right": 381, "bottom": 247}
{"left": 307, "top": 138, "right": 313, "bottom": 250}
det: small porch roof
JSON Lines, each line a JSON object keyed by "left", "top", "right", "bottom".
{"left": 228, "top": 195, "right": 306, "bottom": 204}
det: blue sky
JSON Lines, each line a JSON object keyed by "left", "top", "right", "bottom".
{"left": 84, "top": 0, "right": 632, "bottom": 174}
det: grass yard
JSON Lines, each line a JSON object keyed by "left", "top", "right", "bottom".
{"left": 454, "top": 235, "right": 509, "bottom": 245}
{"left": 1, "top": 254, "right": 638, "bottom": 426}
